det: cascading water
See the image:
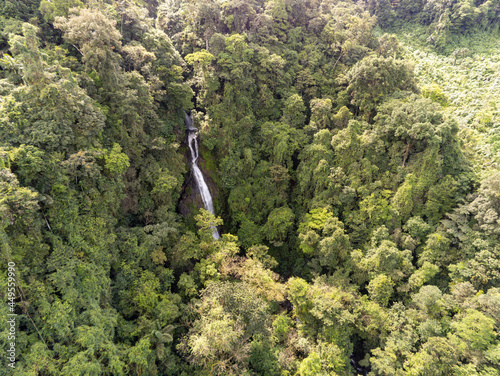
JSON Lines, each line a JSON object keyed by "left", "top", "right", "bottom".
{"left": 185, "top": 113, "right": 220, "bottom": 239}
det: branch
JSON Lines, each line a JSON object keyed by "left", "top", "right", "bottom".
{"left": 43, "top": 213, "right": 53, "bottom": 234}
{"left": 402, "top": 143, "right": 411, "bottom": 167}
{"left": 17, "top": 285, "right": 48, "bottom": 348}
{"left": 71, "top": 43, "right": 84, "bottom": 57}
{"left": 1, "top": 230, "right": 48, "bottom": 348}
{"left": 332, "top": 50, "right": 344, "bottom": 72}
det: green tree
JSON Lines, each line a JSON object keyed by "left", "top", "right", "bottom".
{"left": 344, "top": 56, "right": 417, "bottom": 119}
{"left": 1, "top": 24, "right": 106, "bottom": 151}
{"left": 262, "top": 206, "right": 294, "bottom": 246}
{"left": 39, "top": 0, "right": 83, "bottom": 22}
{"left": 298, "top": 208, "right": 351, "bottom": 273}
{"left": 367, "top": 274, "right": 394, "bottom": 307}
{"left": 54, "top": 8, "right": 122, "bottom": 82}
{"left": 182, "top": 282, "right": 271, "bottom": 375}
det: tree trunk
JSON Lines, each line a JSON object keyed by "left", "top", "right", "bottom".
{"left": 402, "top": 143, "right": 411, "bottom": 166}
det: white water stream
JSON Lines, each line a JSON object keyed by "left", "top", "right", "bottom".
{"left": 187, "top": 130, "right": 220, "bottom": 240}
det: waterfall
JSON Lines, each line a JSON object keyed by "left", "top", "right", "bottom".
{"left": 184, "top": 111, "right": 197, "bottom": 131}
{"left": 185, "top": 113, "right": 220, "bottom": 239}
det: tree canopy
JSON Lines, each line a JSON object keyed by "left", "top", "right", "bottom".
{"left": 1, "top": 0, "right": 499, "bottom": 374}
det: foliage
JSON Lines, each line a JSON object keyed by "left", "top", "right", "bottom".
{"left": 1, "top": 0, "right": 499, "bottom": 375}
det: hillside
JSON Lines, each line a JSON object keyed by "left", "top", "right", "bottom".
{"left": 1, "top": 0, "right": 499, "bottom": 375}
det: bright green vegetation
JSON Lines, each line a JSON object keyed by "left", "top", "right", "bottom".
{"left": 1, "top": 0, "right": 499, "bottom": 375}
{"left": 392, "top": 23, "right": 500, "bottom": 174}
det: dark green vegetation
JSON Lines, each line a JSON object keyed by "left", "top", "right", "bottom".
{"left": 1, "top": 0, "right": 500, "bottom": 374}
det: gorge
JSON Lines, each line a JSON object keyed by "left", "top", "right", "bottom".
{"left": 185, "top": 112, "right": 220, "bottom": 240}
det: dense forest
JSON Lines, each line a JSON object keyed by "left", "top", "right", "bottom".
{"left": 1, "top": 0, "right": 500, "bottom": 374}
